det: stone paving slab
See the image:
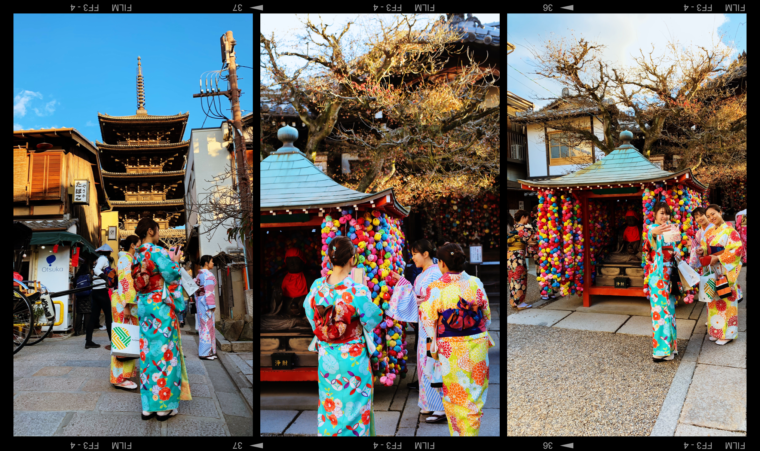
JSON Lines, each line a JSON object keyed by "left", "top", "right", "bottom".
{"left": 552, "top": 312, "right": 630, "bottom": 333}
{"left": 390, "top": 387, "right": 409, "bottom": 412}
{"left": 693, "top": 307, "right": 709, "bottom": 336}
{"left": 66, "top": 367, "right": 112, "bottom": 379}
{"left": 13, "top": 363, "right": 47, "bottom": 378}
{"left": 57, "top": 412, "right": 162, "bottom": 436}
{"left": 166, "top": 417, "right": 229, "bottom": 436}
{"left": 184, "top": 360, "right": 209, "bottom": 375}
{"left": 489, "top": 365, "right": 500, "bottom": 385}
{"left": 216, "top": 391, "right": 251, "bottom": 418}
{"left": 96, "top": 392, "right": 142, "bottom": 412}
{"left": 62, "top": 360, "right": 111, "bottom": 368}
{"left": 260, "top": 382, "right": 318, "bottom": 410}
{"left": 679, "top": 364, "right": 746, "bottom": 432}
{"left": 373, "top": 383, "right": 397, "bottom": 411}
{"left": 483, "top": 383, "right": 499, "bottom": 409}
{"left": 399, "top": 390, "right": 420, "bottom": 424}
{"left": 31, "top": 366, "right": 73, "bottom": 377}
{"left": 189, "top": 382, "right": 211, "bottom": 398}
{"left": 738, "top": 308, "right": 746, "bottom": 332}
{"left": 479, "top": 408, "right": 499, "bottom": 436}
{"left": 14, "top": 392, "right": 100, "bottom": 411}
{"left": 689, "top": 302, "right": 705, "bottom": 320}
{"left": 375, "top": 410, "right": 401, "bottom": 436}
{"left": 205, "top": 366, "right": 239, "bottom": 394}
{"left": 81, "top": 379, "right": 135, "bottom": 393}
{"left": 283, "top": 411, "right": 315, "bottom": 436}
{"left": 697, "top": 332, "right": 746, "bottom": 368}
{"left": 506, "top": 309, "right": 572, "bottom": 327}
{"left": 14, "top": 352, "right": 74, "bottom": 362}
{"left": 14, "top": 411, "right": 67, "bottom": 436}
{"left": 178, "top": 397, "right": 221, "bottom": 419}
{"left": 187, "top": 373, "right": 207, "bottom": 384}
{"left": 246, "top": 374, "right": 252, "bottom": 384}
{"left": 416, "top": 420, "right": 450, "bottom": 436}
{"left": 240, "top": 387, "right": 252, "bottom": 411}
{"left": 650, "top": 361, "right": 697, "bottom": 436}
{"left": 487, "top": 319, "right": 499, "bottom": 331}
{"left": 396, "top": 427, "right": 416, "bottom": 436}
{"left": 224, "top": 413, "right": 253, "bottom": 437}
{"left": 674, "top": 424, "right": 746, "bottom": 436}
{"left": 14, "top": 376, "right": 87, "bottom": 392}
{"left": 617, "top": 315, "right": 696, "bottom": 340}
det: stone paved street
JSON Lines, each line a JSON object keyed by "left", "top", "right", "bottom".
{"left": 13, "top": 325, "right": 252, "bottom": 436}
{"left": 508, "top": 266, "right": 747, "bottom": 436}
{"left": 260, "top": 305, "right": 500, "bottom": 436}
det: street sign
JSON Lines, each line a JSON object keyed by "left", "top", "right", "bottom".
{"left": 73, "top": 179, "right": 89, "bottom": 205}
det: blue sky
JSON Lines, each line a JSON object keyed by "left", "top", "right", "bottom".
{"left": 507, "top": 14, "right": 747, "bottom": 109}
{"left": 261, "top": 13, "right": 500, "bottom": 86}
{"left": 13, "top": 14, "right": 253, "bottom": 144}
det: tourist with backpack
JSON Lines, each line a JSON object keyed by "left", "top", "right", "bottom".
{"left": 89, "top": 244, "right": 116, "bottom": 349}
{"left": 302, "top": 236, "right": 384, "bottom": 436}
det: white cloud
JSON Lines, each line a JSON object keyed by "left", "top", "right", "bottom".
{"left": 13, "top": 123, "right": 23, "bottom": 131}
{"left": 86, "top": 120, "right": 96, "bottom": 127}
{"left": 13, "top": 90, "right": 43, "bottom": 117}
{"left": 33, "top": 99, "right": 58, "bottom": 117}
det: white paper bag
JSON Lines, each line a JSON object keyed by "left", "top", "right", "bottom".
{"left": 698, "top": 267, "right": 716, "bottom": 303}
{"left": 180, "top": 267, "right": 200, "bottom": 297}
{"left": 677, "top": 259, "right": 701, "bottom": 289}
{"left": 111, "top": 322, "right": 141, "bottom": 358}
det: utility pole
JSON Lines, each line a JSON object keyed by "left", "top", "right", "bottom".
{"left": 193, "top": 30, "right": 253, "bottom": 290}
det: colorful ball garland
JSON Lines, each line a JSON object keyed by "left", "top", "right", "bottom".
{"left": 320, "top": 208, "right": 408, "bottom": 386}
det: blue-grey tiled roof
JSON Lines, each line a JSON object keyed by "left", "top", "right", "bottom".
{"left": 517, "top": 144, "right": 706, "bottom": 190}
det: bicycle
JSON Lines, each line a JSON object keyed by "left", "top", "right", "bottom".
{"left": 14, "top": 278, "right": 102, "bottom": 352}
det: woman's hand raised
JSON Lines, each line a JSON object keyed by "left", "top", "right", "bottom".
{"left": 651, "top": 224, "right": 669, "bottom": 236}
{"left": 389, "top": 270, "right": 402, "bottom": 281}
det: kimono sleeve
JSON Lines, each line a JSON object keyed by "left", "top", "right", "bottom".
{"left": 720, "top": 228, "right": 744, "bottom": 285}
{"left": 387, "top": 277, "right": 418, "bottom": 322}
{"left": 302, "top": 278, "right": 323, "bottom": 331}
{"left": 153, "top": 247, "right": 184, "bottom": 310}
{"left": 418, "top": 284, "right": 442, "bottom": 342}
{"left": 646, "top": 224, "right": 659, "bottom": 250}
{"left": 353, "top": 283, "right": 383, "bottom": 332}
{"left": 203, "top": 273, "right": 217, "bottom": 309}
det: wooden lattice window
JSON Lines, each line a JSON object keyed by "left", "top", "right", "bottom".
{"left": 29, "top": 152, "right": 64, "bottom": 201}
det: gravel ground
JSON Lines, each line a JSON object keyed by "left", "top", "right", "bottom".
{"left": 507, "top": 323, "right": 688, "bottom": 436}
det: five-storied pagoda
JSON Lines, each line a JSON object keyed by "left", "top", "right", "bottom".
{"left": 98, "top": 57, "right": 189, "bottom": 249}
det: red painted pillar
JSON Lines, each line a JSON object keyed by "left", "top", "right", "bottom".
{"left": 582, "top": 193, "right": 592, "bottom": 307}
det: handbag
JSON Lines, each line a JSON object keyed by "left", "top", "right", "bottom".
{"left": 110, "top": 321, "right": 141, "bottom": 359}
{"left": 698, "top": 266, "right": 717, "bottom": 303}
{"left": 714, "top": 265, "right": 731, "bottom": 299}
{"left": 180, "top": 268, "right": 200, "bottom": 297}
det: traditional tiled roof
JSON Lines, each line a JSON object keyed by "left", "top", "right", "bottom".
{"left": 447, "top": 14, "right": 499, "bottom": 46}
{"left": 518, "top": 143, "right": 707, "bottom": 191}
{"left": 97, "top": 112, "right": 189, "bottom": 120}
{"left": 511, "top": 98, "right": 616, "bottom": 122}
{"left": 96, "top": 140, "right": 190, "bottom": 149}
{"left": 110, "top": 198, "right": 184, "bottom": 206}
{"left": 261, "top": 128, "right": 409, "bottom": 217}
{"left": 101, "top": 169, "right": 186, "bottom": 178}
{"left": 17, "top": 218, "right": 78, "bottom": 231}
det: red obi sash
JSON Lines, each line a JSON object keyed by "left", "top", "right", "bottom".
{"left": 310, "top": 294, "right": 363, "bottom": 344}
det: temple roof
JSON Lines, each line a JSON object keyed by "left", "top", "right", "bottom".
{"left": 261, "top": 131, "right": 409, "bottom": 217}
{"left": 97, "top": 112, "right": 190, "bottom": 121}
{"left": 101, "top": 169, "right": 185, "bottom": 178}
{"left": 110, "top": 198, "right": 184, "bottom": 207}
{"left": 518, "top": 143, "right": 707, "bottom": 191}
{"left": 96, "top": 139, "right": 190, "bottom": 150}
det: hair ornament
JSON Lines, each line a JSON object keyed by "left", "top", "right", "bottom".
{"left": 451, "top": 252, "right": 454, "bottom": 255}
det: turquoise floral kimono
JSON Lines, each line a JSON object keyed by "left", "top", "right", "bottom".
{"left": 644, "top": 224, "right": 678, "bottom": 357}
{"left": 701, "top": 222, "right": 743, "bottom": 340}
{"left": 133, "top": 243, "right": 192, "bottom": 412}
{"left": 303, "top": 276, "right": 383, "bottom": 436}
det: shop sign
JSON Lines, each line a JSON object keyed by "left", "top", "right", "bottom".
{"left": 35, "top": 245, "right": 71, "bottom": 292}
{"left": 469, "top": 245, "right": 483, "bottom": 264}
{"left": 73, "top": 180, "right": 89, "bottom": 205}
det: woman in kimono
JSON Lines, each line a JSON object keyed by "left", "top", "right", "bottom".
{"left": 418, "top": 243, "right": 495, "bottom": 436}
{"left": 735, "top": 209, "right": 747, "bottom": 265}
{"left": 110, "top": 235, "right": 141, "bottom": 391}
{"left": 687, "top": 208, "right": 714, "bottom": 271}
{"left": 132, "top": 217, "right": 192, "bottom": 421}
{"left": 194, "top": 255, "right": 217, "bottom": 360}
{"left": 304, "top": 236, "right": 384, "bottom": 437}
{"left": 508, "top": 210, "right": 537, "bottom": 308}
{"left": 699, "top": 204, "right": 743, "bottom": 345}
{"left": 388, "top": 239, "right": 446, "bottom": 424}
{"left": 644, "top": 202, "right": 679, "bottom": 362}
